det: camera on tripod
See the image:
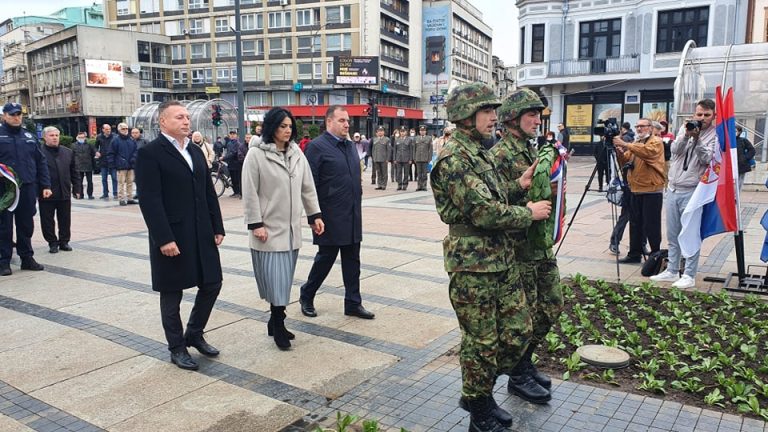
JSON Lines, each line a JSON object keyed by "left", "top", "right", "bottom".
{"left": 685, "top": 120, "right": 703, "bottom": 131}
{"left": 594, "top": 118, "right": 620, "bottom": 143}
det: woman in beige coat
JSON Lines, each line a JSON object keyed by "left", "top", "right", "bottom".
{"left": 241, "top": 107, "right": 324, "bottom": 350}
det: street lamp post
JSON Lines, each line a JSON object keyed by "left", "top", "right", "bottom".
{"left": 309, "top": 23, "right": 328, "bottom": 126}
{"left": 233, "top": 0, "right": 245, "bottom": 138}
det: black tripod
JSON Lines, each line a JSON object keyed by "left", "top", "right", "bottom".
{"left": 555, "top": 138, "right": 625, "bottom": 281}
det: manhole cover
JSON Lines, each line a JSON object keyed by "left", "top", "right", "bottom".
{"left": 576, "top": 344, "right": 630, "bottom": 368}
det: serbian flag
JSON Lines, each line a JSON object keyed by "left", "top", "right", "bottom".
{"left": 678, "top": 86, "right": 739, "bottom": 258}
{"left": 550, "top": 144, "right": 567, "bottom": 244}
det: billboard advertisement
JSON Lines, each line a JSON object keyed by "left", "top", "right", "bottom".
{"left": 84, "top": 59, "right": 124, "bottom": 88}
{"left": 422, "top": 4, "right": 451, "bottom": 93}
{"left": 333, "top": 56, "right": 379, "bottom": 85}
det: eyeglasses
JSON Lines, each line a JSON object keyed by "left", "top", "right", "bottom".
{"left": 635, "top": 124, "right": 651, "bottom": 128}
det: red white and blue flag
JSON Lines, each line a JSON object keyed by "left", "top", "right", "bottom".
{"left": 678, "top": 86, "right": 739, "bottom": 258}
{"left": 550, "top": 144, "right": 567, "bottom": 244}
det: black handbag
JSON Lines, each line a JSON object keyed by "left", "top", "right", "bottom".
{"left": 641, "top": 249, "right": 669, "bottom": 277}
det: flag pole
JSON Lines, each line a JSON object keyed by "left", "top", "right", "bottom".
{"left": 724, "top": 87, "right": 746, "bottom": 282}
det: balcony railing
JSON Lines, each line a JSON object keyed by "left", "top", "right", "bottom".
{"left": 548, "top": 55, "right": 640, "bottom": 77}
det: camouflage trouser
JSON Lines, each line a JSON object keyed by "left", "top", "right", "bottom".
{"left": 449, "top": 269, "right": 533, "bottom": 398}
{"left": 520, "top": 258, "right": 563, "bottom": 345}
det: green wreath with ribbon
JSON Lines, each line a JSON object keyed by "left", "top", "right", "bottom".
{"left": 0, "top": 163, "right": 20, "bottom": 212}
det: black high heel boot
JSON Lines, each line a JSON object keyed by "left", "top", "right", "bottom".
{"left": 267, "top": 314, "right": 295, "bottom": 339}
{"left": 270, "top": 304, "right": 291, "bottom": 350}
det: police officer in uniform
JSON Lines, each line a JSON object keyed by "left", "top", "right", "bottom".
{"left": 412, "top": 125, "right": 433, "bottom": 191}
{"left": 493, "top": 88, "right": 563, "bottom": 404}
{"left": 0, "top": 102, "right": 52, "bottom": 276}
{"left": 371, "top": 126, "right": 391, "bottom": 190}
{"left": 431, "top": 83, "right": 551, "bottom": 432}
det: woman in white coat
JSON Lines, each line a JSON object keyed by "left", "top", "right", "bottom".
{"left": 241, "top": 107, "right": 324, "bottom": 350}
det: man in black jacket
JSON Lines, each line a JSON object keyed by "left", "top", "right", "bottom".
{"left": 95, "top": 124, "right": 117, "bottom": 199}
{"left": 108, "top": 123, "right": 137, "bottom": 206}
{"left": 72, "top": 132, "right": 95, "bottom": 199}
{"left": 39, "top": 126, "right": 79, "bottom": 253}
{"left": 136, "top": 100, "right": 226, "bottom": 370}
{"left": 300, "top": 105, "right": 374, "bottom": 320}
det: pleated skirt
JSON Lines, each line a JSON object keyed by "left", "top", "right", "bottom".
{"left": 250, "top": 249, "right": 299, "bottom": 306}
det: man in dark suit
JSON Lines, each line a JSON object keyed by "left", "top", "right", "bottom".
{"left": 39, "top": 126, "right": 79, "bottom": 253}
{"left": 135, "top": 100, "right": 226, "bottom": 370}
{"left": 300, "top": 105, "right": 374, "bottom": 320}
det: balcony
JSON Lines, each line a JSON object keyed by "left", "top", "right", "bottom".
{"left": 381, "top": 1, "right": 408, "bottom": 20}
{"left": 380, "top": 27, "right": 408, "bottom": 45}
{"left": 548, "top": 55, "right": 640, "bottom": 77}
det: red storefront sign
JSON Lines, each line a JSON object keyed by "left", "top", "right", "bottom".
{"left": 249, "top": 104, "right": 424, "bottom": 120}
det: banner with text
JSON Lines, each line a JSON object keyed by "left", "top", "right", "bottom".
{"left": 334, "top": 56, "right": 380, "bottom": 85}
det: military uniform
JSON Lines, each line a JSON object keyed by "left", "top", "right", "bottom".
{"left": 393, "top": 136, "right": 412, "bottom": 190}
{"left": 413, "top": 131, "right": 433, "bottom": 191}
{"left": 493, "top": 88, "right": 564, "bottom": 401}
{"left": 371, "top": 135, "right": 391, "bottom": 190}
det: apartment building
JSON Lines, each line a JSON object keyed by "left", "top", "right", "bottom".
{"left": 492, "top": 55, "right": 515, "bottom": 100}
{"left": 747, "top": 0, "right": 768, "bottom": 43}
{"left": 516, "top": 0, "right": 746, "bottom": 152}
{"left": 420, "top": 0, "right": 492, "bottom": 129}
{"left": 105, "top": 0, "right": 426, "bottom": 132}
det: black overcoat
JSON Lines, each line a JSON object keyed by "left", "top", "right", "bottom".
{"left": 135, "top": 135, "right": 225, "bottom": 291}
{"left": 305, "top": 132, "right": 362, "bottom": 246}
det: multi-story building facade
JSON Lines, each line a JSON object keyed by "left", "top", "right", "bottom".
{"left": 420, "top": 0, "right": 492, "bottom": 130}
{"left": 25, "top": 25, "right": 171, "bottom": 135}
{"left": 0, "top": 5, "right": 103, "bottom": 112}
{"left": 516, "top": 0, "right": 746, "bottom": 153}
{"left": 491, "top": 55, "right": 515, "bottom": 100}
{"left": 105, "top": 0, "right": 427, "bottom": 133}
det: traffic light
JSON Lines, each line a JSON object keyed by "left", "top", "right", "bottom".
{"left": 367, "top": 98, "right": 377, "bottom": 121}
{"left": 211, "top": 104, "right": 222, "bottom": 127}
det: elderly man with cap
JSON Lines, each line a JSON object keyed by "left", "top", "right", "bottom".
{"left": 412, "top": 125, "right": 433, "bottom": 191}
{"left": 0, "top": 102, "right": 52, "bottom": 276}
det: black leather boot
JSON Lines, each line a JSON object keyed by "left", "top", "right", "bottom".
{"left": 507, "top": 373, "right": 551, "bottom": 404}
{"left": 522, "top": 345, "right": 552, "bottom": 389}
{"left": 458, "top": 396, "right": 512, "bottom": 427}
{"left": 270, "top": 305, "right": 291, "bottom": 350}
{"left": 267, "top": 312, "right": 295, "bottom": 340}
{"left": 466, "top": 396, "right": 510, "bottom": 432}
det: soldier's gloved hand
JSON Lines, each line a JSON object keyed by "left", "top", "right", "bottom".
{"left": 527, "top": 200, "right": 552, "bottom": 221}
{"left": 518, "top": 160, "right": 539, "bottom": 190}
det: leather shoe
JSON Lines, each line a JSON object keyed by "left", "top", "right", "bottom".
{"left": 526, "top": 362, "right": 552, "bottom": 390}
{"left": 20, "top": 257, "right": 44, "bottom": 271}
{"left": 458, "top": 396, "right": 513, "bottom": 427}
{"left": 299, "top": 298, "right": 317, "bottom": 317}
{"left": 0, "top": 265, "right": 11, "bottom": 276}
{"left": 49, "top": 244, "right": 59, "bottom": 254}
{"left": 59, "top": 243, "right": 73, "bottom": 252}
{"left": 344, "top": 305, "right": 375, "bottom": 319}
{"left": 185, "top": 334, "right": 219, "bottom": 357}
{"left": 619, "top": 255, "right": 642, "bottom": 264}
{"left": 508, "top": 374, "right": 551, "bottom": 404}
{"left": 170, "top": 348, "right": 199, "bottom": 370}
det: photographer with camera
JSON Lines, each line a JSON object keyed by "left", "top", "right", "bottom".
{"left": 612, "top": 118, "right": 666, "bottom": 264}
{"left": 650, "top": 99, "right": 716, "bottom": 289}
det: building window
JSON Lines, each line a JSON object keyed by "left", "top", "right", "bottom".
{"left": 269, "top": 63, "right": 293, "bottom": 80}
{"left": 215, "top": 17, "right": 231, "bottom": 33}
{"left": 269, "top": 37, "right": 292, "bottom": 54}
{"left": 326, "top": 61, "right": 333, "bottom": 78}
{"left": 188, "top": 0, "right": 208, "bottom": 8}
{"left": 326, "top": 33, "right": 352, "bottom": 52}
{"left": 190, "top": 43, "right": 211, "bottom": 59}
{"left": 141, "top": 22, "right": 160, "bottom": 33}
{"left": 297, "top": 36, "right": 319, "bottom": 53}
{"left": 296, "top": 8, "right": 319, "bottom": 27}
{"left": 298, "top": 63, "right": 312, "bottom": 79}
{"left": 117, "top": 0, "right": 131, "bottom": 16}
{"left": 326, "top": 5, "right": 351, "bottom": 24}
{"left": 141, "top": 93, "right": 153, "bottom": 103}
{"left": 579, "top": 18, "right": 621, "bottom": 58}
{"left": 241, "top": 13, "right": 263, "bottom": 31}
{"left": 138, "top": 41, "right": 151, "bottom": 62}
{"left": 191, "top": 68, "right": 212, "bottom": 84}
{"left": 171, "top": 44, "right": 186, "bottom": 60}
{"left": 216, "top": 41, "right": 235, "bottom": 57}
{"left": 164, "top": 20, "right": 185, "bottom": 36}
{"left": 163, "top": 0, "right": 183, "bottom": 11}
{"left": 189, "top": 18, "right": 206, "bottom": 35}
{"left": 268, "top": 11, "right": 291, "bottom": 29}
{"left": 531, "top": 24, "right": 545, "bottom": 62}
{"left": 140, "top": 0, "right": 160, "bottom": 13}
{"left": 657, "top": 6, "right": 709, "bottom": 53}
{"left": 216, "top": 67, "right": 230, "bottom": 82}
{"left": 245, "top": 92, "right": 268, "bottom": 106}
{"left": 173, "top": 70, "right": 188, "bottom": 84}
{"left": 272, "top": 91, "right": 292, "bottom": 106}
{"left": 520, "top": 27, "right": 525, "bottom": 64}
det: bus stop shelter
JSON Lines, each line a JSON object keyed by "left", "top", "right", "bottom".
{"left": 129, "top": 99, "right": 239, "bottom": 142}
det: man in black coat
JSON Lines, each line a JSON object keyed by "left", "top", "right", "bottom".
{"left": 300, "top": 106, "right": 374, "bottom": 320}
{"left": 39, "top": 126, "right": 79, "bottom": 253}
{"left": 95, "top": 124, "right": 117, "bottom": 200}
{"left": 136, "top": 100, "right": 226, "bottom": 370}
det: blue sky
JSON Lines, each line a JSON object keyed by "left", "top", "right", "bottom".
{"left": 2, "top": 0, "right": 520, "bottom": 65}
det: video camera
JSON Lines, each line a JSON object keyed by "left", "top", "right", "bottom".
{"left": 685, "top": 120, "right": 703, "bottom": 131}
{"left": 594, "top": 118, "right": 620, "bottom": 142}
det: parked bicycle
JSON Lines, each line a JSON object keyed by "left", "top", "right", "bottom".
{"left": 211, "top": 160, "right": 231, "bottom": 197}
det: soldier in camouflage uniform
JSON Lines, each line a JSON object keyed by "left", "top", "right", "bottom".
{"left": 431, "top": 83, "right": 552, "bottom": 432}
{"left": 393, "top": 129, "right": 413, "bottom": 190}
{"left": 413, "top": 125, "right": 433, "bottom": 191}
{"left": 493, "top": 88, "right": 565, "bottom": 404}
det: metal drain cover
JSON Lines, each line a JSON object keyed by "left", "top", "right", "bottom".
{"left": 576, "top": 344, "right": 631, "bottom": 368}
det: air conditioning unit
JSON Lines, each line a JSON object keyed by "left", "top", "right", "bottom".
{"left": 280, "top": 0, "right": 289, "bottom": 5}
{"left": 17, "top": 65, "right": 25, "bottom": 73}
{"left": 182, "top": 29, "right": 189, "bottom": 35}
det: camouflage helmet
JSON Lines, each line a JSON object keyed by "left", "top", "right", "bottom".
{"left": 445, "top": 83, "right": 502, "bottom": 122}
{"left": 498, "top": 88, "right": 546, "bottom": 123}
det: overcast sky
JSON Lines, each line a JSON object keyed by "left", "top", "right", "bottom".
{"left": 2, "top": 0, "right": 520, "bottom": 65}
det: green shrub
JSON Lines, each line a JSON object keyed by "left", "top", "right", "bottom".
{"left": 59, "top": 135, "right": 74, "bottom": 148}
